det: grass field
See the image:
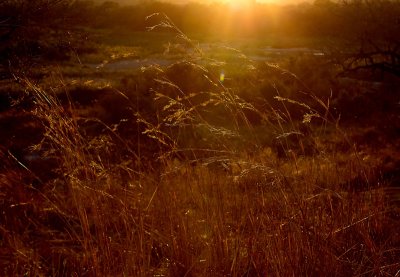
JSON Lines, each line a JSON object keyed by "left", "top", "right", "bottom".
{"left": 1, "top": 8, "right": 400, "bottom": 277}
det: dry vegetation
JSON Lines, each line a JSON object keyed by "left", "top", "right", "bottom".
{"left": 2, "top": 56, "right": 399, "bottom": 277}
{"left": 1, "top": 1, "right": 400, "bottom": 277}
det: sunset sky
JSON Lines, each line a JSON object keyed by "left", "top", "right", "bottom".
{"left": 96, "top": 0, "right": 313, "bottom": 5}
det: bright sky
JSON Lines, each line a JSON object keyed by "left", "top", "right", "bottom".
{"left": 194, "top": 0, "right": 312, "bottom": 4}
{"left": 99, "top": 0, "right": 312, "bottom": 5}
{"left": 257, "top": 0, "right": 311, "bottom": 3}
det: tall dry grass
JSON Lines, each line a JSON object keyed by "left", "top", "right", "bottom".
{"left": 1, "top": 14, "right": 399, "bottom": 276}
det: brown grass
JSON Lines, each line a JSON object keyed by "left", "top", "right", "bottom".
{"left": 1, "top": 16, "right": 399, "bottom": 276}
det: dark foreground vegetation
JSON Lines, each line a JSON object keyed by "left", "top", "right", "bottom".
{"left": 0, "top": 0, "right": 400, "bottom": 276}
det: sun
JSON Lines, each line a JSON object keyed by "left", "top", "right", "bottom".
{"left": 227, "top": 0, "right": 256, "bottom": 9}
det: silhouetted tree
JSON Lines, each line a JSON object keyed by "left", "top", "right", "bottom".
{"left": 332, "top": 0, "right": 400, "bottom": 78}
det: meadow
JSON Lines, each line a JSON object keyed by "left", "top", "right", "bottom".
{"left": 1, "top": 1, "right": 400, "bottom": 276}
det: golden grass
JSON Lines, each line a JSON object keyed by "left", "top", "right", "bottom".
{"left": 1, "top": 16, "right": 399, "bottom": 276}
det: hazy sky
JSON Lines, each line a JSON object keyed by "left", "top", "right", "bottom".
{"left": 94, "top": 0, "right": 313, "bottom": 5}
{"left": 257, "top": 0, "right": 311, "bottom": 3}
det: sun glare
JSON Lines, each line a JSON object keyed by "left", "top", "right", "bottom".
{"left": 227, "top": 0, "right": 256, "bottom": 9}
{"left": 217, "top": 0, "right": 257, "bottom": 36}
